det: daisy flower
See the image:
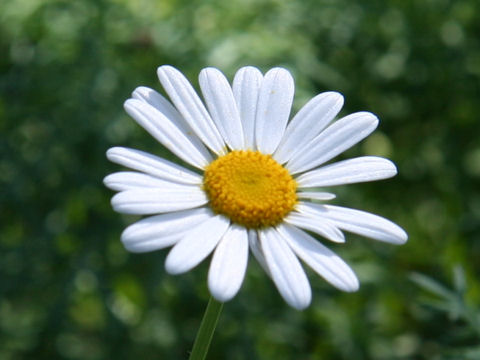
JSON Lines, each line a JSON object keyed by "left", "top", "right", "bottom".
{"left": 104, "top": 65, "right": 407, "bottom": 310}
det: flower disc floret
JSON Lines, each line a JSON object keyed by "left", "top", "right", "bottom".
{"left": 203, "top": 150, "right": 298, "bottom": 229}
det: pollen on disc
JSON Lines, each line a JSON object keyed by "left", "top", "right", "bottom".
{"left": 203, "top": 150, "right": 298, "bottom": 229}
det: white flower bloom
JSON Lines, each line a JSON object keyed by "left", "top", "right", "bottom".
{"left": 105, "top": 65, "right": 408, "bottom": 310}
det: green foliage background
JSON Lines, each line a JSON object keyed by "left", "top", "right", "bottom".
{"left": 1, "top": 0, "right": 480, "bottom": 359}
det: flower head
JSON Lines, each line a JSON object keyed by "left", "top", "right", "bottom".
{"left": 104, "top": 65, "right": 407, "bottom": 310}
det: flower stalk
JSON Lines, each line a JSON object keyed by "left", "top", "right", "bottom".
{"left": 189, "top": 296, "right": 223, "bottom": 360}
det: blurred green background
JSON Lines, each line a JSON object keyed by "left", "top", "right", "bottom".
{"left": 1, "top": 0, "right": 480, "bottom": 359}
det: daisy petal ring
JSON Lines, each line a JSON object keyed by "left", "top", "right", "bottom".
{"left": 104, "top": 65, "right": 408, "bottom": 310}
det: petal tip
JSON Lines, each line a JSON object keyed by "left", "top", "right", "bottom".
{"left": 157, "top": 64, "right": 175, "bottom": 72}
{"left": 103, "top": 174, "right": 113, "bottom": 188}
{"left": 366, "top": 112, "right": 380, "bottom": 125}
{"left": 199, "top": 66, "right": 220, "bottom": 75}
{"left": 396, "top": 229, "right": 409, "bottom": 244}
{"left": 344, "top": 274, "right": 360, "bottom": 292}
{"left": 123, "top": 98, "right": 139, "bottom": 112}
{"left": 157, "top": 65, "right": 179, "bottom": 81}
{"left": 164, "top": 255, "right": 182, "bottom": 275}
{"left": 388, "top": 160, "right": 398, "bottom": 175}
{"left": 266, "top": 66, "right": 290, "bottom": 75}
{"left": 105, "top": 147, "right": 118, "bottom": 160}
{"left": 132, "top": 86, "right": 152, "bottom": 99}
{"left": 122, "top": 243, "right": 145, "bottom": 254}
{"left": 110, "top": 193, "right": 126, "bottom": 213}
{"left": 265, "top": 67, "right": 294, "bottom": 86}
{"left": 387, "top": 224, "right": 408, "bottom": 245}
{"left": 345, "top": 282, "right": 360, "bottom": 293}
{"left": 209, "top": 286, "right": 234, "bottom": 303}
{"left": 289, "top": 296, "right": 311, "bottom": 311}
{"left": 354, "top": 111, "right": 380, "bottom": 126}
{"left": 239, "top": 65, "right": 262, "bottom": 74}
{"left": 325, "top": 90, "right": 344, "bottom": 103}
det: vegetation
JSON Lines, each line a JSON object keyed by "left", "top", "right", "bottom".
{"left": 1, "top": 0, "right": 479, "bottom": 358}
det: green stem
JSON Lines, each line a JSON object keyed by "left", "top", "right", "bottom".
{"left": 188, "top": 296, "right": 223, "bottom": 360}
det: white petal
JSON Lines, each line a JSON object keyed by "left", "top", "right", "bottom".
{"left": 260, "top": 227, "right": 311, "bottom": 310}
{"left": 285, "top": 211, "right": 345, "bottom": 243}
{"left": 255, "top": 68, "right": 294, "bottom": 154}
{"left": 104, "top": 171, "right": 180, "bottom": 191}
{"left": 208, "top": 225, "right": 249, "bottom": 302}
{"left": 132, "top": 86, "right": 209, "bottom": 147}
{"left": 296, "top": 192, "right": 336, "bottom": 201}
{"left": 199, "top": 68, "right": 244, "bottom": 150}
{"left": 106, "top": 147, "right": 202, "bottom": 185}
{"left": 111, "top": 186, "right": 208, "bottom": 214}
{"left": 124, "top": 99, "right": 212, "bottom": 169}
{"left": 132, "top": 86, "right": 186, "bottom": 128}
{"left": 287, "top": 112, "right": 379, "bottom": 174}
{"left": 248, "top": 229, "right": 270, "bottom": 275}
{"left": 297, "top": 156, "right": 397, "bottom": 187}
{"left": 274, "top": 92, "right": 344, "bottom": 164}
{"left": 278, "top": 223, "right": 359, "bottom": 292}
{"left": 232, "top": 67, "right": 263, "bottom": 150}
{"left": 157, "top": 65, "right": 226, "bottom": 155}
{"left": 165, "top": 215, "right": 230, "bottom": 274}
{"left": 121, "top": 207, "right": 213, "bottom": 253}
{"left": 298, "top": 203, "right": 408, "bottom": 244}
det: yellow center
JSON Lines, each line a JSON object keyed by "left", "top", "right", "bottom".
{"left": 203, "top": 150, "right": 297, "bottom": 229}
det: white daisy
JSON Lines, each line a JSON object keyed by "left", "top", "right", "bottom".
{"left": 104, "top": 65, "right": 408, "bottom": 310}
